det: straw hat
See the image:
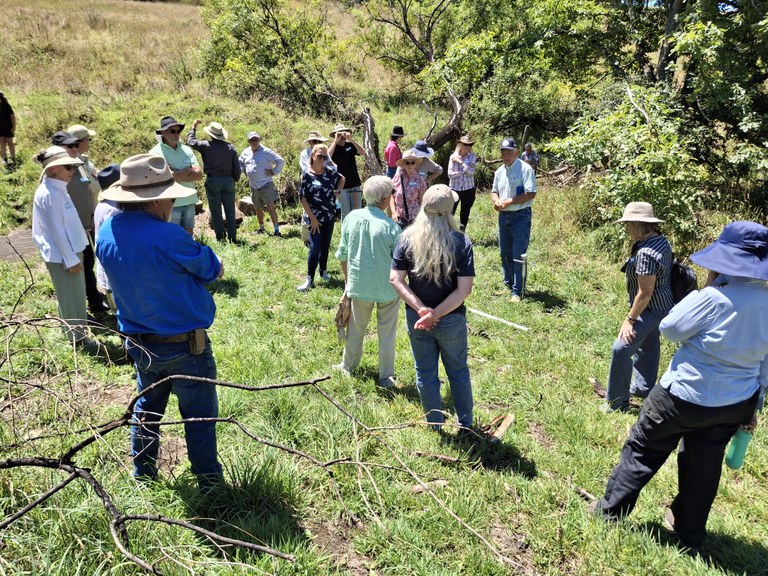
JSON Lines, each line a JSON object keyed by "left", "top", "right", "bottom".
{"left": 422, "top": 184, "right": 458, "bottom": 216}
{"left": 396, "top": 149, "right": 424, "bottom": 168}
{"left": 691, "top": 221, "right": 768, "bottom": 280}
{"left": 457, "top": 135, "right": 475, "bottom": 146}
{"left": 305, "top": 130, "right": 328, "bottom": 144}
{"left": 329, "top": 123, "right": 352, "bottom": 137}
{"left": 100, "top": 154, "right": 193, "bottom": 203}
{"left": 203, "top": 122, "right": 229, "bottom": 141}
{"left": 615, "top": 202, "right": 664, "bottom": 223}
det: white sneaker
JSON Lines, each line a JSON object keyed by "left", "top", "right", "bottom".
{"left": 297, "top": 276, "right": 313, "bottom": 292}
{"left": 332, "top": 363, "right": 351, "bottom": 376}
{"left": 320, "top": 270, "right": 330, "bottom": 282}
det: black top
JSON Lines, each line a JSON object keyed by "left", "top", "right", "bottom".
{"left": 187, "top": 130, "right": 241, "bottom": 180}
{"left": 331, "top": 144, "right": 361, "bottom": 189}
{"left": 0, "top": 101, "right": 14, "bottom": 133}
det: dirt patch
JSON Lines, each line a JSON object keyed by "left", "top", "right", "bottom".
{"left": 487, "top": 521, "right": 539, "bottom": 575}
{"left": 528, "top": 421, "right": 554, "bottom": 448}
{"left": 304, "top": 520, "right": 372, "bottom": 575}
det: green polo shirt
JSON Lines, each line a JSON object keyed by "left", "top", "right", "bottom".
{"left": 149, "top": 141, "right": 199, "bottom": 207}
{"left": 336, "top": 205, "right": 401, "bottom": 302}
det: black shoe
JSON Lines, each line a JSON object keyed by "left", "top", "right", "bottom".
{"left": 89, "top": 299, "right": 111, "bottom": 313}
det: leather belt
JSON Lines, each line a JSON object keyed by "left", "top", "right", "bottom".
{"left": 139, "top": 332, "right": 191, "bottom": 344}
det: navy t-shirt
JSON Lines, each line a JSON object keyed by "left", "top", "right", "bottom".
{"left": 331, "top": 144, "right": 361, "bottom": 189}
{"left": 392, "top": 231, "right": 475, "bottom": 314}
{"left": 299, "top": 168, "right": 342, "bottom": 224}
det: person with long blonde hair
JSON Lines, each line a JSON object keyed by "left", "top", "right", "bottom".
{"left": 390, "top": 184, "right": 476, "bottom": 432}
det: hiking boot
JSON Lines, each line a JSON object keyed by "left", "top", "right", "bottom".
{"left": 320, "top": 270, "right": 330, "bottom": 282}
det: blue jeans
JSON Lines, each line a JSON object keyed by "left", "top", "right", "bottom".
{"left": 386, "top": 166, "right": 397, "bottom": 178}
{"left": 307, "top": 219, "right": 335, "bottom": 278}
{"left": 171, "top": 204, "right": 196, "bottom": 230}
{"left": 405, "top": 308, "right": 473, "bottom": 428}
{"left": 205, "top": 176, "right": 236, "bottom": 241}
{"left": 606, "top": 307, "right": 668, "bottom": 410}
{"left": 498, "top": 208, "right": 532, "bottom": 296}
{"left": 126, "top": 337, "right": 223, "bottom": 488}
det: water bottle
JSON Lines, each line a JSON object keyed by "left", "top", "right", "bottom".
{"left": 725, "top": 429, "right": 753, "bottom": 470}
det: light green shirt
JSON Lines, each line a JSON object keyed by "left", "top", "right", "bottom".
{"left": 336, "top": 206, "right": 401, "bottom": 302}
{"left": 149, "top": 141, "right": 199, "bottom": 207}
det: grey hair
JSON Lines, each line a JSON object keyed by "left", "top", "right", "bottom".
{"left": 362, "top": 175, "right": 393, "bottom": 205}
{"left": 400, "top": 208, "right": 460, "bottom": 286}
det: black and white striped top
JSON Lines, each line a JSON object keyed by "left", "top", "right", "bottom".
{"left": 624, "top": 233, "right": 674, "bottom": 312}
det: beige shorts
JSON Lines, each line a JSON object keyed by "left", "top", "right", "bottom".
{"left": 250, "top": 181, "right": 279, "bottom": 210}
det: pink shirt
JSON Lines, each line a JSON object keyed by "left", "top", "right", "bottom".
{"left": 392, "top": 168, "right": 426, "bottom": 223}
{"left": 384, "top": 140, "right": 402, "bottom": 168}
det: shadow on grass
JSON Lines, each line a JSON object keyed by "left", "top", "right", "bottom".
{"left": 174, "top": 460, "right": 307, "bottom": 561}
{"left": 523, "top": 288, "right": 568, "bottom": 310}
{"left": 439, "top": 432, "right": 538, "bottom": 479}
{"left": 639, "top": 521, "right": 768, "bottom": 576}
{"left": 210, "top": 277, "right": 240, "bottom": 297}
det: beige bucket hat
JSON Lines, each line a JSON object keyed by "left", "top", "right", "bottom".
{"left": 203, "top": 122, "right": 229, "bottom": 141}
{"left": 615, "top": 202, "right": 664, "bottom": 223}
{"left": 305, "top": 130, "right": 329, "bottom": 144}
{"left": 100, "top": 154, "right": 193, "bottom": 203}
{"left": 67, "top": 124, "right": 96, "bottom": 140}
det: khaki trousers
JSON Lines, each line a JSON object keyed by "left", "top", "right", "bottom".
{"left": 342, "top": 297, "right": 399, "bottom": 379}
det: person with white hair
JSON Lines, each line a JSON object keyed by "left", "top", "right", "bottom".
{"left": 334, "top": 176, "right": 402, "bottom": 388}
{"left": 32, "top": 146, "right": 95, "bottom": 347}
{"left": 390, "top": 184, "right": 475, "bottom": 432}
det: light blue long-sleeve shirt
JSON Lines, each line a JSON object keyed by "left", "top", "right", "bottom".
{"left": 239, "top": 144, "right": 284, "bottom": 189}
{"left": 659, "top": 276, "right": 768, "bottom": 409}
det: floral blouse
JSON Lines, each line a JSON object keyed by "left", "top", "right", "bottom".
{"left": 392, "top": 168, "right": 427, "bottom": 224}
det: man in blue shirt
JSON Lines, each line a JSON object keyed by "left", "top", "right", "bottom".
{"left": 491, "top": 138, "right": 536, "bottom": 302}
{"left": 239, "top": 131, "right": 284, "bottom": 236}
{"left": 96, "top": 154, "right": 225, "bottom": 490}
{"left": 592, "top": 221, "right": 768, "bottom": 552}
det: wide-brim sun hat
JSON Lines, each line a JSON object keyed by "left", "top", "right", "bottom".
{"left": 690, "top": 221, "right": 768, "bottom": 281}
{"left": 396, "top": 149, "right": 424, "bottom": 168}
{"left": 412, "top": 140, "right": 434, "bottom": 158}
{"left": 329, "top": 123, "right": 352, "bottom": 136}
{"left": 422, "top": 184, "right": 458, "bottom": 216}
{"left": 155, "top": 116, "right": 185, "bottom": 134}
{"left": 305, "top": 130, "right": 328, "bottom": 143}
{"left": 37, "top": 146, "right": 84, "bottom": 170}
{"left": 615, "top": 201, "right": 664, "bottom": 223}
{"left": 203, "top": 122, "right": 229, "bottom": 141}
{"left": 67, "top": 124, "right": 96, "bottom": 140}
{"left": 457, "top": 135, "right": 475, "bottom": 146}
{"left": 100, "top": 154, "right": 194, "bottom": 203}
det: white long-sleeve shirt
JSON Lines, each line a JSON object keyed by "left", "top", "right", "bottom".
{"left": 32, "top": 177, "right": 88, "bottom": 268}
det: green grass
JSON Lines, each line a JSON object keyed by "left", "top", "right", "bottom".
{"left": 1, "top": 183, "right": 766, "bottom": 575}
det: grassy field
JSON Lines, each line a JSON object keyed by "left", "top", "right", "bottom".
{"left": 1, "top": 1, "right": 767, "bottom": 575}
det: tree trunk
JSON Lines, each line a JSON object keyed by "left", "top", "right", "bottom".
{"left": 425, "top": 86, "right": 468, "bottom": 150}
{"left": 656, "top": 0, "right": 687, "bottom": 82}
{"left": 355, "top": 107, "right": 383, "bottom": 176}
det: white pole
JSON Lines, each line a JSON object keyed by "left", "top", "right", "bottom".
{"left": 467, "top": 307, "right": 529, "bottom": 332}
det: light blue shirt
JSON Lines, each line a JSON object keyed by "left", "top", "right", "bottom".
{"left": 492, "top": 158, "right": 536, "bottom": 211}
{"left": 148, "top": 141, "right": 199, "bottom": 207}
{"left": 659, "top": 277, "right": 768, "bottom": 409}
{"left": 336, "top": 206, "right": 401, "bottom": 302}
{"left": 299, "top": 146, "right": 336, "bottom": 175}
{"left": 239, "top": 144, "right": 284, "bottom": 189}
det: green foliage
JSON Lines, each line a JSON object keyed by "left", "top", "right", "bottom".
{"left": 549, "top": 85, "right": 708, "bottom": 255}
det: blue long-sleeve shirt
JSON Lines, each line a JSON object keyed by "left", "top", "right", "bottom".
{"left": 239, "top": 144, "right": 284, "bottom": 189}
{"left": 659, "top": 276, "right": 768, "bottom": 409}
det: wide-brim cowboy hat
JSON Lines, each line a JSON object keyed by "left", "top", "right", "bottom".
{"left": 691, "top": 221, "right": 768, "bottom": 281}
{"left": 203, "top": 122, "right": 229, "bottom": 141}
{"left": 329, "top": 123, "right": 352, "bottom": 136}
{"left": 396, "top": 149, "right": 424, "bottom": 168}
{"left": 457, "top": 135, "right": 475, "bottom": 146}
{"left": 615, "top": 201, "right": 664, "bottom": 223}
{"left": 100, "top": 154, "right": 193, "bottom": 203}
{"left": 305, "top": 130, "right": 328, "bottom": 143}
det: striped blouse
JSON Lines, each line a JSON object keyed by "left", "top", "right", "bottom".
{"left": 624, "top": 233, "right": 674, "bottom": 312}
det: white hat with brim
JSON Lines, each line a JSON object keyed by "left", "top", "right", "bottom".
{"left": 329, "top": 123, "right": 352, "bottom": 137}
{"left": 203, "top": 122, "right": 229, "bottom": 141}
{"left": 67, "top": 124, "right": 96, "bottom": 140}
{"left": 615, "top": 201, "right": 664, "bottom": 223}
{"left": 305, "top": 130, "right": 329, "bottom": 143}
{"left": 37, "top": 146, "right": 83, "bottom": 180}
{"left": 422, "top": 184, "right": 459, "bottom": 216}
{"left": 99, "top": 153, "right": 193, "bottom": 203}
{"left": 396, "top": 150, "right": 424, "bottom": 168}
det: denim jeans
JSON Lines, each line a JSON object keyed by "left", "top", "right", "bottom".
{"left": 307, "top": 220, "right": 335, "bottom": 278}
{"left": 126, "top": 337, "right": 223, "bottom": 488}
{"left": 339, "top": 186, "right": 362, "bottom": 220}
{"left": 386, "top": 167, "right": 397, "bottom": 178}
{"left": 171, "top": 204, "right": 196, "bottom": 230}
{"left": 606, "top": 307, "right": 668, "bottom": 410}
{"left": 597, "top": 385, "right": 757, "bottom": 547}
{"left": 405, "top": 308, "right": 473, "bottom": 428}
{"left": 498, "top": 208, "right": 532, "bottom": 296}
{"left": 205, "top": 176, "right": 236, "bottom": 241}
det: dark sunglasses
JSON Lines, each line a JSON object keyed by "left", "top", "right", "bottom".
{"left": 403, "top": 160, "right": 417, "bottom": 166}
{"left": 167, "top": 128, "right": 182, "bottom": 135}
{"left": 66, "top": 143, "right": 79, "bottom": 149}
{"left": 315, "top": 154, "right": 328, "bottom": 160}
{"left": 62, "top": 165, "right": 76, "bottom": 171}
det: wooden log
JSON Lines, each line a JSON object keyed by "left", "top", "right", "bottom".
{"left": 488, "top": 414, "right": 515, "bottom": 444}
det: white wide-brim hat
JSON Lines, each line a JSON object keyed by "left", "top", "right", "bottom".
{"left": 203, "top": 122, "right": 229, "bottom": 141}
{"left": 615, "top": 201, "right": 664, "bottom": 223}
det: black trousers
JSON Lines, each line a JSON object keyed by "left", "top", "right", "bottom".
{"left": 83, "top": 232, "right": 101, "bottom": 306}
{"left": 451, "top": 187, "right": 475, "bottom": 227}
{"left": 597, "top": 384, "right": 757, "bottom": 547}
